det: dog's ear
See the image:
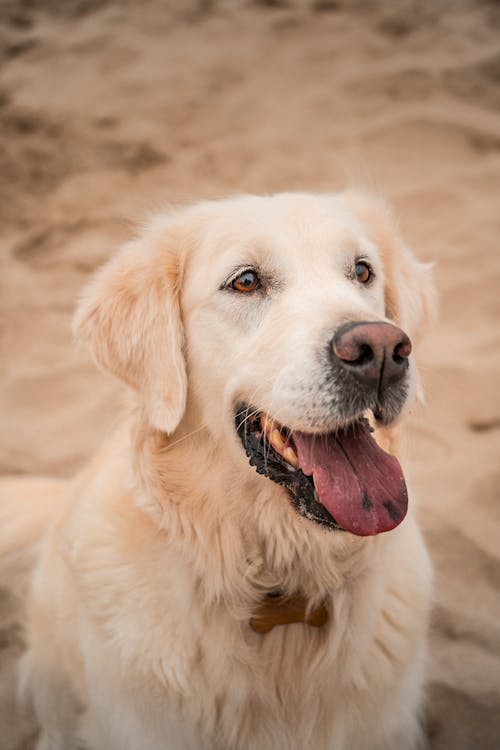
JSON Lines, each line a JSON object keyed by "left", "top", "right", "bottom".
{"left": 73, "top": 220, "right": 187, "bottom": 433}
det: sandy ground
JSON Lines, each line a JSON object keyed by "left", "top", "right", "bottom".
{"left": 1, "top": 0, "right": 500, "bottom": 747}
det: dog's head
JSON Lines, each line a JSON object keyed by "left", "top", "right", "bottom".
{"left": 75, "top": 193, "right": 435, "bottom": 538}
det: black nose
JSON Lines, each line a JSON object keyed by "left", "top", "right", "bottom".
{"left": 331, "top": 321, "right": 412, "bottom": 391}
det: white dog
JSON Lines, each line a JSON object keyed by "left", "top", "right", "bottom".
{"left": 4, "top": 192, "right": 435, "bottom": 750}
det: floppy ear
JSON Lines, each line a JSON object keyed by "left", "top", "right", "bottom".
{"left": 73, "top": 222, "right": 187, "bottom": 433}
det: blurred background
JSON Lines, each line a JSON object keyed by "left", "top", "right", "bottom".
{"left": 1, "top": 1, "right": 500, "bottom": 748}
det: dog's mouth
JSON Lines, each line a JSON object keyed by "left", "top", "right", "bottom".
{"left": 235, "top": 408, "right": 408, "bottom": 536}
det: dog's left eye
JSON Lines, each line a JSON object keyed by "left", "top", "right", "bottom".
{"left": 230, "top": 269, "right": 261, "bottom": 294}
{"left": 354, "top": 261, "right": 373, "bottom": 284}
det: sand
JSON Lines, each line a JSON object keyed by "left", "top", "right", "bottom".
{"left": 1, "top": 0, "right": 500, "bottom": 747}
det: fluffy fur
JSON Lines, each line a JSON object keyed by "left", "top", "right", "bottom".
{"left": 2, "top": 192, "right": 435, "bottom": 750}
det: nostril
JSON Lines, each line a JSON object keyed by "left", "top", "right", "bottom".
{"left": 353, "top": 344, "right": 374, "bottom": 367}
{"left": 332, "top": 335, "right": 374, "bottom": 367}
{"left": 393, "top": 337, "right": 412, "bottom": 366}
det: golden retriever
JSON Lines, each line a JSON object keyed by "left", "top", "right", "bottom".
{"left": 2, "top": 192, "right": 435, "bottom": 750}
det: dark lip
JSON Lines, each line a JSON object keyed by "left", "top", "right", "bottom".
{"left": 234, "top": 406, "right": 343, "bottom": 531}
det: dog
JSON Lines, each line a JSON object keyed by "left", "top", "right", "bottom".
{"left": 3, "top": 191, "right": 435, "bottom": 750}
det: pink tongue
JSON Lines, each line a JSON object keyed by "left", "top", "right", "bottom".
{"left": 293, "top": 423, "right": 408, "bottom": 536}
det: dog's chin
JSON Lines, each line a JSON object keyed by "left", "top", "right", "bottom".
{"left": 234, "top": 406, "right": 409, "bottom": 537}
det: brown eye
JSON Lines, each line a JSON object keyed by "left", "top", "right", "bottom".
{"left": 354, "top": 261, "right": 372, "bottom": 284}
{"left": 231, "top": 269, "right": 260, "bottom": 293}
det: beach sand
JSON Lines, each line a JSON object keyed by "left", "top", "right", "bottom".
{"left": 1, "top": 1, "right": 500, "bottom": 747}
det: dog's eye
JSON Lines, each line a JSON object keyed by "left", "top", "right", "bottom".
{"left": 354, "top": 261, "right": 372, "bottom": 284}
{"left": 231, "top": 269, "right": 260, "bottom": 294}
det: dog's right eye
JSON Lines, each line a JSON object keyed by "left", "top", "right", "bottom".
{"left": 230, "top": 269, "right": 260, "bottom": 294}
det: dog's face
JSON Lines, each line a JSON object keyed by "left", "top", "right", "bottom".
{"left": 75, "top": 193, "right": 435, "bottom": 538}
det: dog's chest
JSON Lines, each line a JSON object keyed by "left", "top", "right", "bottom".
{"left": 157, "top": 612, "right": 356, "bottom": 750}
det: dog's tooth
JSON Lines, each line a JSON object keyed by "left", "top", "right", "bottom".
{"left": 270, "top": 429, "right": 285, "bottom": 452}
{"left": 283, "top": 446, "right": 299, "bottom": 468}
{"left": 260, "top": 413, "right": 272, "bottom": 434}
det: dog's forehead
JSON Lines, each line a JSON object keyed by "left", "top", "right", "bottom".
{"left": 191, "top": 194, "right": 374, "bottom": 270}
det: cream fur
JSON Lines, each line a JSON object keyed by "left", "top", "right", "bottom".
{"left": 3, "top": 192, "right": 434, "bottom": 750}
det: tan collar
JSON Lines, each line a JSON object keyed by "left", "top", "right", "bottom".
{"left": 250, "top": 591, "right": 329, "bottom": 634}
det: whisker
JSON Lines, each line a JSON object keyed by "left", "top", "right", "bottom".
{"left": 162, "top": 424, "right": 207, "bottom": 453}
{"left": 235, "top": 406, "right": 261, "bottom": 434}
